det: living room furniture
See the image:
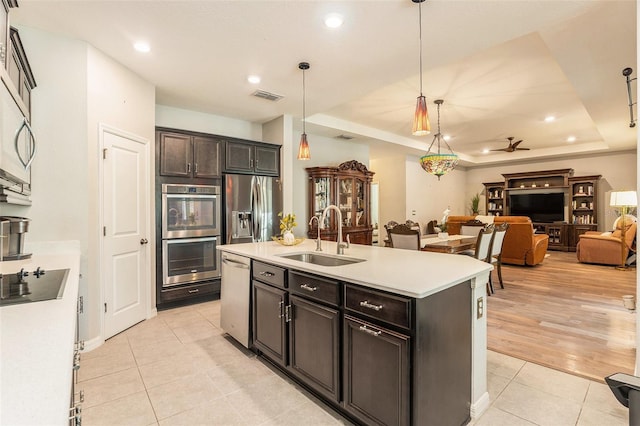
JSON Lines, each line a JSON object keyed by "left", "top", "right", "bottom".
{"left": 576, "top": 217, "right": 637, "bottom": 266}
{"left": 306, "top": 160, "right": 375, "bottom": 245}
{"left": 447, "top": 215, "right": 549, "bottom": 266}
{"left": 460, "top": 226, "right": 495, "bottom": 294}
{"left": 388, "top": 223, "right": 420, "bottom": 250}
{"left": 483, "top": 169, "right": 601, "bottom": 252}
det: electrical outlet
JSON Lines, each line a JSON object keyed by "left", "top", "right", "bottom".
{"left": 477, "top": 297, "right": 484, "bottom": 319}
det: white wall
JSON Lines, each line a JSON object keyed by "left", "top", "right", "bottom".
{"left": 466, "top": 151, "right": 636, "bottom": 231}
{"left": 156, "top": 105, "right": 262, "bottom": 141}
{"left": 6, "top": 27, "right": 156, "bottom": 343}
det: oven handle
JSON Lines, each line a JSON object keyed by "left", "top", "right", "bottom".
{"left": 164, "top": 193, "right": 218, "bottom": 200}
{"left": 165, "top": 236, "right": 218, "bottom": 244}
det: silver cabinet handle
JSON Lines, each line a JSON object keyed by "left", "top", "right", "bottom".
{"left": 194, "top": 163, "right": 198, "bottom": 173}
{"left": 14, "top": 118, "right": 36, "bottom": 170}
{"left": 187, "top": 288, "right": 199, "bottom": 294}
{"left": 360, "top": 300, "right": 383, "bottom": 311}
{"left": 285, "top": 304, "right": 291, "bottom": 323}
{"left": 187, "top": 163, "right": 191, "bottom": 173}
{"left": 278, "top": 300, "right": 284, "bottom": 318}
{"left": 300, "top": 283, "right": 318, "bottom": 292}
{"left": 259, "top": 271, "right": 275, "bottom": 277}
{"left": 359, "top": 325, "right": 382, "bottom": 337}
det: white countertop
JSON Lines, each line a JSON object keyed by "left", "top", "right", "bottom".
{"left": 0, "top": 241, "right": 81, "bottom": 425}
{"left": 218, "top": 239, "right": 492, "bottom": 298}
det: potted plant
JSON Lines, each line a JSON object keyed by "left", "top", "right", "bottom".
{"left": 470, "top": 193, "right": 480, "bottom": 215}
{"left": 278, "top": 212, "right": 297, "bottom": 245}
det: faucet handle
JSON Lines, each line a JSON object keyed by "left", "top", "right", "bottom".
{"left": 346, "top": 234, "right": 351, "bottom": 248}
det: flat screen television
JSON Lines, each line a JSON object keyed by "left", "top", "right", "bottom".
{"left": 509, "top": 192, "right": 564, "bottom": 223}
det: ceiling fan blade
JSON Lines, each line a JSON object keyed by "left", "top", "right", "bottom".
{"left": 490, "top": 148, "right": 509, "bottom": 152}
{"left": 515, "top": 147, "right": 530, "bottom": 150}
{"left": 511, "top": 140, "right": 524, "bottom": 148}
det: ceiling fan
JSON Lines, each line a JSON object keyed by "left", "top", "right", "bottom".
{"left": 491, "top": 136, "right": 530, "bottom": 152}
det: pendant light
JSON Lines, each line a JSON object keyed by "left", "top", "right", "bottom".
{"left": 419, "top": 100, "right": 458, "bottom": 180}
{"left": 412, "top": 0, "right": 430, "bottom": 136}
{"left": 297, "top": 62, "right": 311, "bottom": 160}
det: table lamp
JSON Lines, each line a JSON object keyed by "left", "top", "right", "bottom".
{"left": 610, "top": 190, "right": 638, "bottom": 270}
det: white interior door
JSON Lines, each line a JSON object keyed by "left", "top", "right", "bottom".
{"left": 102, "top": 126, "right": 149, "bottom": 339}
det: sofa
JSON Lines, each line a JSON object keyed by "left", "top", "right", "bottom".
{"left": 446, "top": 215, "right": 549, "bottom": 266}
{"left": 576, "top": 218, "right": 637, "bottom": 266}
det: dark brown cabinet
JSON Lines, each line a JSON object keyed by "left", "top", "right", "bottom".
{"left": 306, "top": 160, "right": 375, "bottom": 245}
{"left": 252, "top": 280, "right": 288, "bottom": 367}
{"left": 343, "top": 315, "right": 410, "bottom": 426}
{"left": 7, "top": 28, "right": 35, "bottom": 113}
{"left": 224, "top": 140, "right": 280, "bottom": 176}
{"left": 158, "top": 130, "right": 220, "bottom": 178}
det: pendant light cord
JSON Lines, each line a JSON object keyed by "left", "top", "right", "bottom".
{"left": 418, "top": 1, "right": 423, "bottom": 96}
{"left": 302, "top": 68, "right": 306, "bottom": 134}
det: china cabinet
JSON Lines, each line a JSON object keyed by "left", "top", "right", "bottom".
{"left": 306, "top": 160, "right": 375, "bottom": 245}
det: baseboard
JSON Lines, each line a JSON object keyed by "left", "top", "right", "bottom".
{"left": 470, "top": 391, "right": 491, "bottom": 419}
{"left": 81, "top": 335, "right": 104, "bottom": 353}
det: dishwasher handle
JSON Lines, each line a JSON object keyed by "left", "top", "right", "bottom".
{"left": 222, "top": 256, "right": 250, "bottom": 269}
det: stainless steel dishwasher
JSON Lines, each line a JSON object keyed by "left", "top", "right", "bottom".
{"left": 220, "top": 252, "right": 251, "bottom": 348}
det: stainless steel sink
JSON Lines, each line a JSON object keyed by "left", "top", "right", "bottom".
{"left": 277, "top": 252, "right": 365, "bottom": 267}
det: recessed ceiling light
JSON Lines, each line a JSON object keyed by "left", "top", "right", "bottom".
{"left": 567, "top": 136, "right": 576, "bottom": 143}
{"left": 482, "top": 148, "right": 490, "bottom": 154}
{"left": 443, "top": 134, "right": 451, "bottom": 141}
{"left": 133, "top": 41, "right": 150, "bottom": 53}
{"left": 247, "top": 75, "right": 261, "bottom": 84}
{"left": 544, "top": 115, "right": 555, "bottom": 122}
{"left": 324, "top": 13, "right": 344, "bottom": 28}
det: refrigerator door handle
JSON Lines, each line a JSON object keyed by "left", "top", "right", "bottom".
{"left": 251, "top": 176, "right": 260, "bottom": 241}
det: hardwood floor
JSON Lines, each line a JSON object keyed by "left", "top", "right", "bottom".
{"left": 487, "top": 251, "right": 637, "bottom": 383}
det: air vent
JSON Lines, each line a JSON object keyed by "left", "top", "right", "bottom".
{"left": 251, "top": 90, "right": 284, "bottom": 102}
{"left": 335, "top": 134, "right": 354, "bottom": 140}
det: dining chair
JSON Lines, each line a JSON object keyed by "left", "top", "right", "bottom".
{"left": 463, "top": 225, "right": 495, "bottom": 294}
{"left": 383, "top": 221, "right": 400, "bottom": 247}
{"left": 461, "top": 219, "right": 486, "bottom": 239}
{"left": 388, "top": 224, "right": 421, "bottom": 250}
{"left": 488, "top": 223, "right": 509, "bottom": 290}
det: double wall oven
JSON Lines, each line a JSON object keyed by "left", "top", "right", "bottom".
{"left": 161, "top": 184, "right": 221, "bottom": 288}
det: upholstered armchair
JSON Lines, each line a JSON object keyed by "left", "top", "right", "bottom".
{"left": 576, "top": 216, "right": 637, "bottom": 266}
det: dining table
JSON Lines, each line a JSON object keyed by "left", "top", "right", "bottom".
{"left": 420, "top": 234, "right": 477, "bottom": 254}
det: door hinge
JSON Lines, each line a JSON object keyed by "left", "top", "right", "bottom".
{"left": 103, "top": 148, "right": 107, "bottom": 159}
{"left": 78, "top": 296, "right": 84, "bottom": 314}
{"left": 103, "top": 226, "right": 106, "bottom": 236}
{"left": 104, "top": 302, "right": 107, "bottom": 313}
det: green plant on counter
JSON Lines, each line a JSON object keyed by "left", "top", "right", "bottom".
{"left": 470, "top": 193, "right": 480, "bottom": 215}
{"left": 278, "top": 212, "right": 297, "bottom": 234}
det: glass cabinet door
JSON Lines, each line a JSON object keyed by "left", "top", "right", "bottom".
{"left": 354, "top": 178, "right": 366, "bottom": 226}
{"left": 338, "top": 177, "right": 354, "bottom": 227}
{"left": 313, "top": 177, "right": 331, "bottom": 228}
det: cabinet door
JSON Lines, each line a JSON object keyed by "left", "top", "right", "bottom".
{"left": 193, "top": 136, "right": 220, "bottom": 178}
{"left": 338, "top": 177, "right": 353, "bottom": 229}
{"left": 288, "top": 295, "right": 340, "bottom": 402}
{"left": 254, "top": 145, "right": 280, "bottom": 176}
{"left": 224, "top": 141, "right": 254, "bottom": 173}
{"left": 343, "top": 315, "right": 410, "bottom": 426}
{"left": 252, "top": 280, "right": 287, "bottom": 367}
{"left": 159, "top": 132, "right": 191, "bottom": 177}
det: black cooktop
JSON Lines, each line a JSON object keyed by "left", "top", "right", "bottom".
{"left": 0, "top": 268, "right": 69, "bottom": 306}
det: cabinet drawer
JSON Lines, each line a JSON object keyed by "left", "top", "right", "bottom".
{"left": 252, "top": 261, "right": 286, "bottom": 288}
{"left": 345, "top": 285, "right": 411, "bottom": 329}
{"left": 159, "top": 280, "right": 220, "bottom": 303}
{"left": 289, "top": 271, "right": 339, "bottom": 307}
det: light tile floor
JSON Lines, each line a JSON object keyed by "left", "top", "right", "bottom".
{"left": 80, "top": 300, "right": 629, "bottom": 426}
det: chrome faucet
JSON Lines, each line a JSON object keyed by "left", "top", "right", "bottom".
{"left": 308, "top": 215, "right": 322, "bottom": 252}
{"left": 320, "top": 205, "right": 348, "bottom": 255}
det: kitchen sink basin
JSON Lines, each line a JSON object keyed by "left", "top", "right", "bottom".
{"left": 277, "top": 252, "right": 365, "bottom": 267}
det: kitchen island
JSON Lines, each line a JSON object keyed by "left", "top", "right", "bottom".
{"left": 0, "top": 241, "right": 81, "bottom": 425}
{"left": 218, "top": 239, "right": 492, "bottom": 425}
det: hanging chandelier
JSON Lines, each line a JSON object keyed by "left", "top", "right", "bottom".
{"left": 412, "top": 0, "right": 430, "bottom": 136}
{"left": 297, "top": 62, "right": 311, "bottom": 160}
{"left": 419, "top": 99, "right": 458, "bottom": 180}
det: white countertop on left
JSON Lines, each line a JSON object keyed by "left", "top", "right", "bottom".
{"left": 0, "top": 241, "right": 81, "bottom": 426}
{"left": 218, "top": 239, "right": 492, "bottom": 298}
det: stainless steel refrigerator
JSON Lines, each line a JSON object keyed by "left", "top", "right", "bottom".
{"left": 225, "top": 174, "right": 283, "bottom": 244}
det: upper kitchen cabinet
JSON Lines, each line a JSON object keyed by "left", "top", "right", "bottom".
{"left": 157, "top": 129, "right": 220, "bottom": 179}
{"left": 7, "top": 27, "right": 36, "bottom": 115}
{"left": 224, "top": 140, "right": 280, "bottom": 176}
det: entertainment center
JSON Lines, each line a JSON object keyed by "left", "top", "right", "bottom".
{"left": 483, "top": 169, "right": 601, "bottom": 251}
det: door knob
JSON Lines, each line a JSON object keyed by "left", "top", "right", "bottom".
{"left": 140, "top": 238, "right": 148, "bottom": 245}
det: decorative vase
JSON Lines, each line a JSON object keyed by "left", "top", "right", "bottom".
{"left": 283, "top": 230, "right": 295, "bottom": 245}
